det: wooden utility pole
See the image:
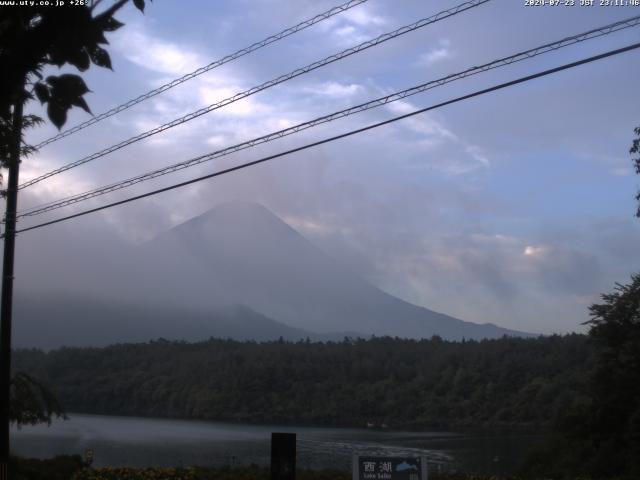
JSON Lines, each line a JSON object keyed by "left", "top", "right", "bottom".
{"left": 0, "top": 91, "right": 24, "bottom": 480}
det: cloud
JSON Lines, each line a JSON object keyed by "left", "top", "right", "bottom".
{"left": 465, "top": 145, "right": 490, "bottom": 167}
{"left": 290, "top": 201, "right": 617, "bottom": 334}
{"left": 283, "top": 215, "right": 353, "bottom": 237}
{"left": 578, "top": 153, "right": 634, "bottom": 177}
{"left": 206, "top": 135, "right": 226, "bottom": 147}
{"left": 341, "top": 7, "right": 386, "bottom": 27}
{"left": 113, "top": 27, "right": 203, "bottom": 76}
{"left": 198, "top": 85, "right": 269, "bottom": 117}
{"left": 415, "top": 40, "right": 452, "bottom": 67}
{"left": 317, "top": 3, "right": 387, "bottom": 45}
{"left": 302, "top": 81, "right": 363, "bottom": 98}
{"left": 387, "top": 101, "right": 457, "bottom": 141}
{"left": 383, "top": 100, "right": 490, "bottom": 174}
{"left": 15, "top": 0, "right": 639, "bottom": 339}
{"left": 17, "top": 154, "right": 97, "bottom": 213}
{"left": 523, "top": 245, "right": 547, "bottom": 258}
{"left": 116, "top": 62, "right": 278, "bottom": 152}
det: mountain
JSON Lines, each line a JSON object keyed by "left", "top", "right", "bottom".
{"left": 13, "top": 202, "right": 531, "bottom": 348}
{"left": 127, "top": 202, "right": 531, "bottom": 340}
{"left": 12, "top": 295, "right": 352, "bottom": 350}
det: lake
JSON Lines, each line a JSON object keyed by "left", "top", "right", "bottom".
{"left": 11, "top": 414, "right": 540, "bottom": 475}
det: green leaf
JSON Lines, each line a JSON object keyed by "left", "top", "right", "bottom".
{"left": 47, "top": 102, "right": 67, "bottom": 130}
{"left": 95, "top": 30, "right": 109, "bottom": 45}
{"left": 89, "top": 45, "right": 112, "bottom": 70}
{"left": 22, "top": 115, "right": 44, "bottom": 130}
{"left": 71, "top": 96, "right": 92, "bottom": 115}
{"left": 101, "top": 17, "right": 124, "bottom": 32}
{"left": 45, "top": 75, "right": 93, "bottom": 124}
{"left": 133, "top": 0, "right": 145, "bottom": 12}
{"left": 49, "top": 74, "right": 90, "bottom": 98}
{"left": 45, "top": 75, "right": 59, "bottom": 87}
{"left": 67, "top": 47, "right": 91, "bottom": 72}
{"left": 47, "top": 47, "right": 66, "bottom": 67}
{"left": 33, "top": 82, "right": 50, "bottom": 104}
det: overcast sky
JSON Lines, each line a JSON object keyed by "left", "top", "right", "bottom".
{"left": 10, "top": 0, "right": 640, "bottom": 334}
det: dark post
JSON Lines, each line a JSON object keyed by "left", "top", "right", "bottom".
{"left": 0, "top": 92, "right": 24, "bottom": 480}
{"left": 271, "top": 432, "right": 296, "bottom": 480}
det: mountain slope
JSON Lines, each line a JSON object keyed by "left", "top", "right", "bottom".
{"left": 13, "top": 295, "right": 327, "bottom": 350}
{"left": 136, "top": 202, "right": 531, "bottom": 340}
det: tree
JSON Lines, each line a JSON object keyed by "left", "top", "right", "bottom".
{"left": 584, "top": 274, "right": 640, "bottom": 478}
{"left": 552, "top": 123, "right": 640, "bottom": 475}
{"left": 0, "top": 0, "right": 150, "bottom": 475}
{"left": 631, "top": 126, "right": 640, "bottom": 217}
{"left": 0, "top": 0, "right": 154, "bottom": 138}
{"left": 9, "top": 373, "right": 65, "bottom": 428}
{"left": 524, "top": 127, "right": 640, "bottom": 479}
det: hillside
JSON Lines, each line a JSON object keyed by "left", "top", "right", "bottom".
{"left": 128, "top": 202, "right": 533, "bottom": 340}
{"left": 13, "top": 334, "right": 591, "bottom": 429}
{"left": 13, "top": 202, "right": 532, "bottom": 348}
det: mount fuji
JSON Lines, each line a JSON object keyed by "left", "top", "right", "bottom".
{"left": 14, "top": 202, "right": 532, "bottom": 348}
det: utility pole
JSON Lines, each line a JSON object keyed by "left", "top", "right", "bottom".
{"left": 0, "top": 88, "right": 24, "bottom": 480}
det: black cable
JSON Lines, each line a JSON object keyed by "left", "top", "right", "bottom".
{"left": 18, "top": 13, "right": 640, "bottom": 218}
{"left": 34, "top": 0, "right": 370, "bottom": 149}
{"left": 11, "top": 41, "right": 640, "bottom": 237}
{"left": 19, "top": 0, "right": 490, "bottom": 189}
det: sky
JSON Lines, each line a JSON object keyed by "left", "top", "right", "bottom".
{"left": 9, "top": 0, "right": 640, "bottom": 335}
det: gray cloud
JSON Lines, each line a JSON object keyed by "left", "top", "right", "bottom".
{"left": 8, "top": 0, "right": 640, "bottom": 336}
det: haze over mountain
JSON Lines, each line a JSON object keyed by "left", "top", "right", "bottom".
{"left": 13, "top": 297, "right": 321, "bottom": 350}
{"left": 15, "top": 202, "right": 532, "bottom": 348}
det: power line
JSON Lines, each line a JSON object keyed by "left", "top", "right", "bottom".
{"left": 11, "top": 41, "right": 640, "bottom": 237}
{"left": 33, "top": 0, "right": 369, "bottom": 149}
{"left": 18, "top": 0, "right": 490, "bottom": 190}
{"left": 17, "top": 14, "right": 640, "bottom": 218}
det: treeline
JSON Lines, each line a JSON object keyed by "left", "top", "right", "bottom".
{"left": 13, "top": 334, "right": 592, "bottom": 430}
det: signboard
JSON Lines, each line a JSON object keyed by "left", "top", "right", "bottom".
{"left": 353, "top": 456, "right": 427, "bottom": 480}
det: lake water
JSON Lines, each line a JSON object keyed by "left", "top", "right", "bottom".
{"left": 11, "top": 414, "right": 539, "bottom": 474}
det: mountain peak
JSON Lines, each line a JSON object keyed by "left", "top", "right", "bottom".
{"left": 148, "top": 202, "right": 532, "bottom": 339}
{"left": 193, "top": 201, "right": 274, "bottom": 221}
{"left": 176, "top": 202, "right": 292, "bottom": 235}
{"left": 205, "top": 201, "right": 273, "bottom": 217}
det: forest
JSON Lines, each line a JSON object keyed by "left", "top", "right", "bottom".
{"left": 11, "top": 272, "right": 640, "bottom": 479}
{"left": 12, "top": 334, "right": 592, "bottom": 430}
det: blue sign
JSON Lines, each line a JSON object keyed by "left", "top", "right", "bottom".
{"left": 353, "top": 456, "right": 427, "bottom": 480}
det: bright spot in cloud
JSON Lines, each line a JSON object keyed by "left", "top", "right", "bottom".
{"left": 523, "top": 245, "right": 547, "bottom": 257}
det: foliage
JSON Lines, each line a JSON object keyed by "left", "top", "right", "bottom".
{"left": 13, "top": 335, "right": 593, "bottom": 430}
{"left": 0, "top": 0, "right": 150, "bottom": 172}
{"left": 582, "top": 274, "right": 640, "bottom": 478}
{"left": 9, "top": 455, "right": 635, "bottom": 480}
{"left": 69, "top": 465, "right": 524, "bottom": 480}
{"left": 9, "top": 372, "right": 66, "bottom": 427}
{"left": 10, "top": 454, "right": 84, "bottom": 480}
{"left": 631, "top": 126, "right": 640, "bottom": 217}
{"left": 523, "top": 275, "right": 640, "bottom": 479}
{"left": 72, "top": 466, "right": 200, "bottom": 480}
{"left": 6, "top": 454, "right": 554, "bottom": 480}
{"left": 0, "top": 0, "right": 149, "bottom": 432}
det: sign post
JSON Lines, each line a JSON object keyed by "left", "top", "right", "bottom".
{"left": 271, "top": 432, "right": 296, "bottom": 480}
{"left": 353, "top": 456, "right": 427, "bottom": 480}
